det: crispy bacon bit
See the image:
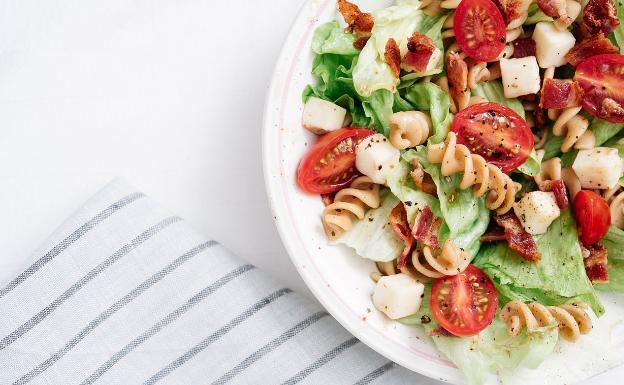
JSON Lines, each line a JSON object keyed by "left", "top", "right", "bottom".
{"left": 533, "top": 103, "right": 547, "bottom": 129}
{"left": 428, "top": 326, "right": 455, "bottom": 337}
{"left": 389, "top": 203, "right": 414, "bottom": 269}
{"left": 539, "top": 179, "right": 569, "bottom": 210}
{"left": 540, "top": 78, "right": 583, "bottom": 109}
{"left": 446, "top": 52, "right": 469, "bottom": 103}
{"left": 337, "top": 0, "right": 374, "bottom": 47}
{"left": 582, "top": 0, "right": 620, "bottom": 36}
{"left": 480, "top": 230, "right": 507, "bottom": 242}
{"left": 385, "top": 38, "right": 401, "bottom": 78}
{"left": 412, "top": 205, "right": 442, "bottom": 250}
{"left": 410, "top": 160, "right": 438, "bottom": 196}
{"left": 402, "top": 32, "right": 437, "bottom": 73}
{"left": 565, "top": 34, "right": 619, "bottom": 67}
{"left": 496, "top": 212, "right": 541, "bottom": 262}
{"left": 320, "top": 193, "right": 335, "bottom": 206}
{"left": 601, "top": 98, "right": 624, "bottom": 120}
{"left": 581, "top": 243, "right": 609, "bottom": 284}
{"left": 537, "top": 0, "right": 572, "bottom": 27}
{"left": 354, "top": 36, "right": 369, "bottom": 50}
{"left": 512, "top": 38, "right": 536, "bottom": 59}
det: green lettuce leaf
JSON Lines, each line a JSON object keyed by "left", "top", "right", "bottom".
{"left": 404, "top": 82, "right": 453, "bottom": 144}
{"left": 596, "top": 226, "right": 624, "bottom": 292}
{"left": 517, "top": 149, "right": 543, "bottom": 177}
{"left": 362, "top": 89, "right": 395, "bottom": 136}
{"left": 337, "top": 191, "right": 403, "bottom": 262}
{"left": 311, "top": 21, "right": 360, "bottom": 55}
{"left": 402, "top": 147, "right": 489, "bottom": 256}
{"left": 353, "top": 2, "right": 447, "bottom": 97}
{"left": 474, "top": 210, "right": 605, "bottom": 315}
{"left": 473, "top": 80, "right": 525, "bottom": 118}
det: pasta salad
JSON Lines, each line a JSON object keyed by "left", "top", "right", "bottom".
{"left": 295, "top": 0, "right": 624, "bottom": 383}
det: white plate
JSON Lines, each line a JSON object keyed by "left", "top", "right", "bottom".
{"left": 262, "top": 0, "right": 462, "bottom": 382}
{"left": 262, "top": 1, "right": 624, "bottom": 384}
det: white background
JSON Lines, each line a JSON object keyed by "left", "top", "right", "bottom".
{"left": 0, "top": 0, "right": 619, "bottom": 383}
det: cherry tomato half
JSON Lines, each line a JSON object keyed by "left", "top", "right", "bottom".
{"left": 573, "top": 190, "right": 611, "bottom": 245}
{"left": 453, "top": 0, "right": 506, "bottom": 62}
{"left": 430, "top": 264, "right": 499, "bottom": 337}
{"left": 452, "top": 102, "right": 534, "bottom": 173}
{"left": 296, "top": 128, "right": 375, "bottom": 194}
{"left": 575, "top": 54, "right": 624, "bottom": 123}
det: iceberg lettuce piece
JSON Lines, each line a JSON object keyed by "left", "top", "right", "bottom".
{"left": 353, "top": 2, "right": 447, "bottom": 96}
{"left": 402, "top": 147, "right": 489, "bottom": 257}
{"left": 474, "top": 210, "right": 605, "bottom": 315}
{"left": 337, "top": 191, "right": 403, "bottom": 262}
{"left": 474, "top": 80, "right": 525, "bottom": 118}
{"left": 596, "top": 226, "right": 624, "bottom": 292}
{"left": 311, "top": 21, "right": 360, "bottom": 55}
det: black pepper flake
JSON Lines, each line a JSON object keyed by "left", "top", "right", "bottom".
{"left": 421, "top": 315, "right": 431, "bottom": 324}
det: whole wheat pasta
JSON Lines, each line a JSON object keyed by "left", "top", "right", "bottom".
{"left": 411, "top": 240, "right": 471, "bottom": 279}
{"left": 551, "top": 107, "right": 595, "bottom": 152}
{"left": 500, "top": 300, "right": 592, "bottom": 342}
{"left": 389, "top": 111, "right": 432, "bottom": 149}
{"left": 322, "top": 176, "right": 380, "bottom": 240}
{"left": 561, "top": 167, "right": 582, "bottom": 201}
{"left": 427, "top": 132, "right": 522, "bottom": 214}
{"left": 601, "top": 186, "right": 624, "bottom": 228}
{"left": 535, "top": 157, "right": 562, "bottom": 189}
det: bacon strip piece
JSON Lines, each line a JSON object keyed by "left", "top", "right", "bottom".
{"left": 536, "top": 0, "right": 572, "bottom": 28}
{"left": 496, "top": 212, "right": 541, "bottom": 262}
{"left": 338, "top": 0, "right": 374, "bottom": 49}
{"left": 385, "top": 38, "right": 401, "bottom": 77}
{"left": 428, "top": 326, "right": 455, "bottom": 337}
{"left": 512, "top": 38, "right": 536, "bottom": 59}
{"left": 402, "top": 32, "right": 437, "bottom": 73}
{"left": 582, "top": 0, "right": 620, "bottom": 36}
{"left": 412, "top": 205, "right": 442, "bottom": 250}
{"left": 492, "top": 0, "right": 532, "bottom": 28}
{"left": 389, "top": 203, "right": 414, "bottom": 269}
{"left": 320, "top": 193, "right": 335, "bottom": 207}
{"left": 410, "top": 160, "right": 438, "bottom": 196}
{"left": 566, "top": 34, "right": 619, "bottom": 67}
{"left": 540, "top": 78, "right": 583, "bottom": 109}
{"left": 539, "top": 179, "right": 569, "bottom": 210}
{"left": 581, "top": 243, "right": 609, "bottom": 284}
{"left": 446, "top": 52, "right": 469, "bottom": 106}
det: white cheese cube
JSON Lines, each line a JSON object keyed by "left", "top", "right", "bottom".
{"left": 513, "top": 191, "right": 561, "bottom": 235}
{"left": 302, "top": 97, "right": 347, "bottom": 134}
{"left": 532, "top": 22, "right": 576, "bottom": 68}
{"left": 372, "top": 274, "right": 424, "bottom": 320}
{"left": 572, "top": 147, "right": 624, "bottom": 189}
{"left": 355, "top": 133, "right": 400, "bottom": 185}
{"left": 500, "top": 56, "right": 541, "bottom": 98}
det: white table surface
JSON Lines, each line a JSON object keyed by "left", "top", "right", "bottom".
{"left": 0, "top": 0, "right": 619, "bottom": 383}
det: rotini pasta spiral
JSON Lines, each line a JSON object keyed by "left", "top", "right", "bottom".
{"left": 322, "top": 176, "right": 380, "bottom": 240}
{"left": 467, "top": 61, "right": 501, "bottom": 90}
{"left": 561, "top": 167, "right": 581, "bottom": 201}
{"left": 436, "top": 76, "right": 470, "bottom": 114}
{"left": 427, "top": 132, "right": 522, "bottom": 214}
{"left": 551, "top": 106, "right": 595, "bottom": 152}
{"left": 389, "top": 111, "right": 432, "bottom": 149}
{"left": 535, "top": 157, "right": 562, "bottom": 189}
{"left": 410, "top": 240, "right": 471, "bottom": 278}
{"left": 499, "top": 300, "right": 592, "bottom": 342}
{"left": 601, "top": 186, "right": 624, "bottom": 228}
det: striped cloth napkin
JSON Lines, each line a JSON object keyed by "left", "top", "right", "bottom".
{"left": 0, "top": 179, "right": 425, "bottom": 385}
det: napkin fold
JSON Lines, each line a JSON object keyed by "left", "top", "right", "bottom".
{"left": 0, "top": 179, "right": 420, "bottom": 385}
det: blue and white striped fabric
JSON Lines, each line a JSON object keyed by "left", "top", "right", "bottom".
{"left": 0, "top": 179, "right": 422, "bottom": 385}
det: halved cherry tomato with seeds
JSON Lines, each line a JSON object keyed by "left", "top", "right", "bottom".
{"left": 573, "top": 190, "right": 611, "bottom": 245}
{"left": 575, "top": 54, "right": 624, "bottom": 123}
{"left": 451, "top": 102, "right": 534, "bottom": 173}
{"left": 430, "top": 264, "right": 498, "bottom": 337}
{"left": 297, "top": 128, "right": 375, "bottom": 194}
{"left": 453, "top": 0, "right": 506, "bottom": 62}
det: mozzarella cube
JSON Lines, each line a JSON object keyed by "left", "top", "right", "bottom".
{"left": 572, "top": 147, "right": 624, "bottom": 189}
{"left": 513, "top": 191, "right": 561, "bottom": 235}
{"left": 532, "top": 22, "right": 576, "bottom": 68}
{"left": 355, "top": 133, "right": 400, "bottom": 185}
{"left": 302, "top": 97, "right": 347, "bottom": 134}
{"left": 372, "top": 274, "right": 424, "bottom": 320}
{"left": 500, "top": 56, "right": 541, "bottom": 98}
